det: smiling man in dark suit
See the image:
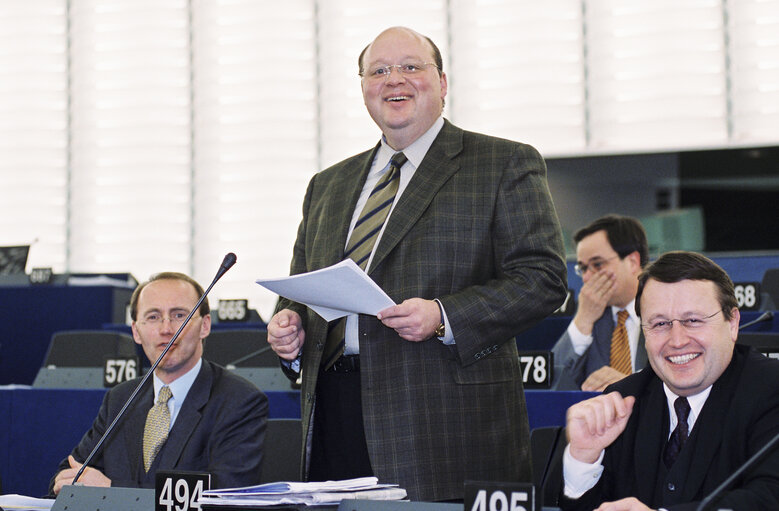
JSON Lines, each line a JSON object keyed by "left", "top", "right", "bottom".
{"left": 266, "top": 26, "right": 567, "bottom": 502}
{"left": 557, "top": 251, "right": 779, "bottom": 510}
{"left": 51, "top": 272, "right": 268, "bottom": 494}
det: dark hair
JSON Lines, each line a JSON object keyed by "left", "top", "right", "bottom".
{"left": 574, "top": 214, "right": 649, "bottom": 267}
{"left": 635, "top": 251, "right": 737, "bottom": 320}
{"left": 358, "top": 32, "right": 444, "bottom": 78}
{"left": 130, "top": 271, "right": 209, "bottom": 321}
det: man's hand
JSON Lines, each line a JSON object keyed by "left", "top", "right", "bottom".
{"left": 53, "top": 455, "right": 111, "bottom": 495}
{"left": 377, "top": 298, "right": 440, "bottom": 342}
{"left": 581, "top": 365, "right": 629, "bottom": 392}
{"left": 566, "top": 391, "right": 635, "bottom": 464}
{"left": 594, "top": 497, "right": 655, "bottom": 511}
{"left": 267, "top": 309, "right": 305, "bottom": 361}
{"left": 573, "top": 271, "right": 616, "bottom": 335}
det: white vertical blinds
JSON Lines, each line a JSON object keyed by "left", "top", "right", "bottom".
{"left": 68, "top": 0, "right": 192, "bottom": 280}
{"left": 727, "top": 0, "right": 779, "bottom": 143}
{"left": 190, "top": 0, "right": 317, "bottom": 317}
{"left": 1, "top": 0, "right": 777, "bottom": 318}
{"left": 584, "top": 0, "right": 729, "bottom": 151}
{"left": 0, "top": 1, "right": 67, "bottom": 271}
{"left": 449, "top": 0, "right": 586, "bottom": 155}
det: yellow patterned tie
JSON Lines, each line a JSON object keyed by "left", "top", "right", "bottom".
{"left": 321, "top": 152, "right": 407, "bottom": 370}
{"left": 609, "top": 309, "right": 632, "bottom": 375}
{"left": 143, "top": 385, "right": 172, "bottom": 472}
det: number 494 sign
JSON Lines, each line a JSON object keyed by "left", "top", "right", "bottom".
{"left": 156, "top": 471, "right": 210, "bottom": 511}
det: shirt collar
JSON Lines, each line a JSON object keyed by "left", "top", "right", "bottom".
{"left": 377, "top": 116, "right": 444, "bottom": 171}
{"left": 153, "top": 357, "right": 202, "bottom": 406}
{"left": 611, "top": 299, "right": 638, "bottom": 323}
{"left": 662, "top": 382, "right": 712, "bottom": 431}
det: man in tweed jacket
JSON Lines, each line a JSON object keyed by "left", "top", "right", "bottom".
{"left": 267, "top": 26, "right": 567, "bottom": 502}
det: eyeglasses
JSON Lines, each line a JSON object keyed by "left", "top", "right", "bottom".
{"left": 642, "top": 310, "right": 723, "bottom": 336}
{"left": 360, "top": 62, "right": 439, "bottom": 81}
{"left": 139, "top": 310, "right": 192, "bottom": 327}
{"left": 574, "top": 255, "right": 620, "bottom": 276}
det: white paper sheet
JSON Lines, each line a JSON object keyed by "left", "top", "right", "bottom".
{"left": 256, "top": 260, "right": 395, "bottom": 321}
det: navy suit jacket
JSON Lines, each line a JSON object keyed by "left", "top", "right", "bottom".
{"left": 556, "top": 344, "right": 779, "bottom": 511}
{"left": 552, "top": 308, "right": 647, "bottom": 390}
{"left": 50, "top": 360, "right": 268, "bottom": 492}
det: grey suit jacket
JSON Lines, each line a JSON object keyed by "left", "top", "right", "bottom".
{"left": 552, "top": 308, "right": 647, "bottom": 390}
{"left": 50, "top": 359, "right": 268, "bottom": 492}
{"left": 278, "top": 119, "right": 568, "bottom": 501}
{"left": 556, "top": 344, "right": 779, "bottom": 511}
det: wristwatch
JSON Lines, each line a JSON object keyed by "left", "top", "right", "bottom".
{"left": 434, "top": 299, "right": 445, "bottom": 337}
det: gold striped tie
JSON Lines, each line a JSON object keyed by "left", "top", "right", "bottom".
{"left": 609, "top": 309, "right": 632, "bottom": 375}
{"left": 321, "top": 152, "right": 407, "bottom": 369}
{"left": 142, "top": 385, "right": 173, "bottom": 472}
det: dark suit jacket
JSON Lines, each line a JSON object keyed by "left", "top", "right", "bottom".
{"left": 556, "top": 344, "right": 779, "bottom": 511}
{"left": 552, "top": 308, "right": 647, "bottom": 390}
{"left": 50, "top": 360, "right": 268, "bottom": 492}
{"left": 277, "top": 119, "right": 568, "bottom": 501}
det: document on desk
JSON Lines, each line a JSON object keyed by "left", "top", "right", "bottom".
{"left": 0, "top": 494, "right": 55, "bottom": 510}
{"left": 199, "top": 476, "right": 407, "bottom": 506}
{"left": 256, "top": 259, "right": 395, "bottom": 322}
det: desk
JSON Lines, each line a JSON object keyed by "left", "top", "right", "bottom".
{"left": 0, "top": 387, "right": 593, "bottom": 497}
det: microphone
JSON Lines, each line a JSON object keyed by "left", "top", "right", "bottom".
{"left": 71, "top": 252, "right": 237, "bottom": 484}
{"left": 695, "top": 429, "right": 779, "bottom": 510}
{"left": 738, "top": 310, "right": 774, "bottom": 331}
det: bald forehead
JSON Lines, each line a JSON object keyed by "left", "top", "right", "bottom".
{"left": 363, "top": 27, "right": 434, "bottom": 64}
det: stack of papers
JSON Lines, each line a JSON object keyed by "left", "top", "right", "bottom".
{"left": 198, "top": 477, "right": 406, "bottom": 507}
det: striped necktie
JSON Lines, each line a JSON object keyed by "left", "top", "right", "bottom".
{"left": 321, "top": 152, "right": 407, "bottom": 370}
{"left": 609, "top": 309, "right": 632, "bottom": 375}
{"left": 143, "top": 385, "right": 173, "bottom": 472}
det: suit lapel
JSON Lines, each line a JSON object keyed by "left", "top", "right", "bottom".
{"left": 636, "top": 332, "right": 648, "bottom": 369}
{"left": 633, "top": 376, "right": 668, "bottom": 502}
{"left": 369, "top": 121, "right": 463, "bottom": 273}
{"left": 678, "top": 355, "right": 739, "bottom": 501}
{"left": 323, "top": 145, "right": 379, "bottom": 268}
{"left": 157, "top": 361, "right": 211, "bottom": 470}
{"left": 125, "top": 382, "right": 153, "bottom": 477}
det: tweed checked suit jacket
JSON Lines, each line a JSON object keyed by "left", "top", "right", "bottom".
{"left": 49, "top": 360, "right": 268, "bottom": 492}
{"left": 278, "top": 119, "right": 568, "bottom": 501}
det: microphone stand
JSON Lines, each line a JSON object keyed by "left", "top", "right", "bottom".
{"left": 738, "top": 310, "right": 774, "bottom": 331}
{"left": 72, "top": 253, "right": 237, "bottom": 484}
{"left": 696, "top": 429, "right": 779, "bottom": 510}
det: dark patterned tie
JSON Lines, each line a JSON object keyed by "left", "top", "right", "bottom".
{"left": 321, "top": 153, "right": 408, "bottom": 370}
{"left": 143, "top": 385, "right": 173, "bottom": 472}
{"left": 609, "top": 309, "right": 631, "bottom": 374}
{"left": 663, "top": 396, "right": 691, "bottom": 468}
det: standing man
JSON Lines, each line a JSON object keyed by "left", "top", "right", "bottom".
{"left": 556, "top": 251, "right": 779, "bottom": 510}
{"left": 267, "top": 26, "right": 567, "bottom": 501}
{"left": 552, "top": 215, "right": 649, "bottom": 391}
{"left": 51, "top": 272, "right": 268, "bottom": 493}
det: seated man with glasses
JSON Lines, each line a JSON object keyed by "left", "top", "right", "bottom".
{"left": 50, "top": 272, "right": 268, "bottom": 494}
{"left": 552, "top": 215, "right": 650, "bottom": 390}
{"left": 550, "top": 251, "right": 779, "bottom": 511}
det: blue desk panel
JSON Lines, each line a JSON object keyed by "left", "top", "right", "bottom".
{"left": 0, "top": 284, "right": 133, "bottom": 385}
{"left": 0, "top": 387, "right": 593, "bottom": 497}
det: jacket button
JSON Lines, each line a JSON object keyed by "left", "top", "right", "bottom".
{"left": 668, "top": 482, "right": 676, "bottom": 491}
